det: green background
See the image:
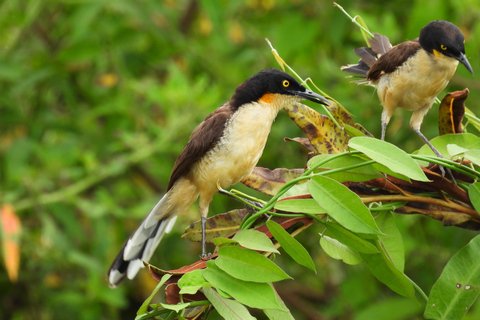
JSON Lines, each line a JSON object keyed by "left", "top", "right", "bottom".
{"left": 1, "top": 0, "right": 480, "bottom": 319}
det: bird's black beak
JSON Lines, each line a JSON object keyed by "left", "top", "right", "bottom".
{"left": 457, "top": 52, "right": 474, "bottom": 75}
{"left": 292, "top": 89, "right": 329, "bottom": 105}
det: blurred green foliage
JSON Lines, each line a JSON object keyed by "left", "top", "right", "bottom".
{"left": 1, "top": 0, "right": 480, "bottom": 319}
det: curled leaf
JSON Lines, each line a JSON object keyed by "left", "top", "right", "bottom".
{"left": 439, "top": 89, "right": 469, "bottom": 135}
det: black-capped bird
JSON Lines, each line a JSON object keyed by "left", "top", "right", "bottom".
{"left": 342, "top": 20, "right": 473, "bottom": 171}
{"left": 108, "top": 68, "right": 328, "bottom": 287}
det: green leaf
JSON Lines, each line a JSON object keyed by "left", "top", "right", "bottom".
{"left": 417, "top": 133, "right": 480, "bottom": 157}
{"left": 320, "top": 235, "right": 362, "bottom": 265}
{"left": 464, "top": 150, "right": 480, "bottom": 167}
{"left": 308, "top": 153, "right": 382, "bottom": 183}
{"left": 376, "top": 212, "right": 405, "bottom": 272}
{"left": 216, "top": 246, "right": 291, "bottom": 282}
{"left": 266, "top": 220, "right": 316, "bottom": 272}
{"left": 264, "top": 284, "right": 295, "bottom": 320}
{"left": 136, "top": 274, "right": 172, "bottom": 316}
{"left": 324, "top": 222, "right": 379, "bottom": 254}
{"left": 203, "top": 260, "right": 285, "bottom": 311}
{"left": 361, "top": 243, "right": 416, "bottom": 300}
{"left": 349, "top": 136, "right": 429, "bottom": 182}
{"left": 212, "top": 238, "right": 238, "bottom": 246}
{"left": 202, "top": 287, "right": 256, "bottom": 320}
{"left": 275, "top": 198, "right": 326, "bottom": 214}
{"left": 158, "top": 302, "right": 191, "bottom": 313}
{"left": 468, "top": 182, "right": 480, "bottom": 213}
{"left": 424, "top": 235, "right": 480, "bottom": 319}
{"left": 308, "top": 175, "right": 382, "bottom": 235}
{"left": 232, "top": 229, "right": 279, "bottom": 254}
{"left": 178, "top": 269, "right": 210, "bottom": 295}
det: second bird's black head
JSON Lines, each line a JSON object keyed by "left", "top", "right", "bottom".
{"left": 420, "top": 20, "right": 474, "bottom": 74}
{"left": 230, "top": 68, "right": 329, "bottom": 109}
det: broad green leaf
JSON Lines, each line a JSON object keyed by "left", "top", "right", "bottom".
{"left": 465, "top": 150, "right": 480, "bottom": 167}
{"left": 308, "top": 175, "right": 382, "bottom": 235}
{"left": 232, "top": 229, "right": 279, "bottom": 254}
{"left": 203, "top": 260, "right": 285, "bottom": 311}
{"left": 203, "top": 287, "right": 256, "bottom": 320}
{"left": 362, "top": 244, "right": 415, "bottom": 300}
{"left": 417, "top": 133, "right": 480, "bottom": 157}
{"left": 468, "top": 183, "right": 480, "bottom": 213}
{"left": 275, "top": 198, "right": 326, "bottom": 214}
{"left": 320, "top": 235, "right": 362, "bottom": 265}
{"left": 424, "top": 235, "right": 480, "bottom": 320}
{"left": 266, "top": 220, "right": 316, "bottom": 272}
{"left": 349, "top": 136, "right": 429, "bottom": 182}
{"left": 178, "top": 269, "right": 209, "bottom": 295}
{"left": 136, "top": 274, "right": 172, "bottom": 316}
{"left": 308, "top": 153, "right": 382, "bottom": 183}
{"left": 376, "top": 212, "right": 405, "bottom": 272}
{"left": 216, "top": 246, "right": 291, "bottom": 282}
{"left": 446, "top": 144, "right": 470, "bottom": 157}
{"left": 325, "top": 222, "right": 379, "bottom": 254}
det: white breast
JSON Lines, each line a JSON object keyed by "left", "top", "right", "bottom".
{"left": 376, "top": 49, "right": 459, "bottom": 112}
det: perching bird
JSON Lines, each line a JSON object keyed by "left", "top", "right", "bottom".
{"left": 108, "top": 68, "right": 329, "bottom": 287}
{"left": 341, "top": 20, "right": 473, "bottom": 169}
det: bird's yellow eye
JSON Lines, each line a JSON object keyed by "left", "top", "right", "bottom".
{"left": 441, "top": 44, "right": 447, "bottom": 50}
{"left": 282, "top": 80, "right": 289, "bottom": 87}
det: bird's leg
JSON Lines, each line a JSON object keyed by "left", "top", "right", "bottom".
{"left": 381, "top": 122, "right": 387, "bottom": 141}
{"left": 414, "top": 129, "right": 456, "bottom": 184}
{"left": 201, "top": 216, "right": 207, "bottom": 258}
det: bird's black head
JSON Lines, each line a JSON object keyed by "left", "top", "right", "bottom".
{"left": 230, "top": 68, "right": 329, "bottom": 109}
{"left": 419, "top": 20, "right": 473, "bottom": 74}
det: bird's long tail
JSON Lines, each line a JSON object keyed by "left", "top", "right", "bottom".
{"left": 341, "top": 33, "right": 392, "bottom": 80}
{"left": 107, "top": 193, "right": 178, "bottom": 288}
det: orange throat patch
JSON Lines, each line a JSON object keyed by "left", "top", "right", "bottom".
{"left": 259, "top": 93, "right": 274, "bottom": 104}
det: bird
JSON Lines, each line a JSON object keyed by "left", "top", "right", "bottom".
{"left": 341, "top": 20, "right": 473, "bottom": 173}
{"left": 107, "top": 68, "right": 329, "bottom": 287}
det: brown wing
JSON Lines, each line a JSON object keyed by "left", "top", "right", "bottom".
{"left": 167, "top": 103, "right": 235, "bottom": 190}
{"left": 367, "top": 39, "right": 421, "bottom": 82}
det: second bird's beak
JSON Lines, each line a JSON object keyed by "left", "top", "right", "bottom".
{"left": 292, "top": 89, "right": 329, "bottom": 105}
{"left": 457, "top": 52, "right": 474, "bottom": 75}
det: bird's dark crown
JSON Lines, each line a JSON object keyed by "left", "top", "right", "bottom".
{"left": 230, "top": 68, "right": 306, "bottom": 109}
{"left": 420, "top": 20, "right": 466, "bottom": 58}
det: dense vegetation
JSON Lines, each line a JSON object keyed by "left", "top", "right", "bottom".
{"left": 2, "top": 0, "right": 480, "bottom": 319}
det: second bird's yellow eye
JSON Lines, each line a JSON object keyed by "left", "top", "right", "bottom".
{"left": 441, "top": 44, "right": 447, "bottom": 50}
{"left": 282, "top": 80, "right": 289, "bottom": 87}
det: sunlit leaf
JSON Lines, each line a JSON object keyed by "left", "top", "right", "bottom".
{"left": 324, "top": 222, "right": 379, "bottom": 254}
{"left": 232, "top": 229, "right": 279, "bottom": 254}
{"left": 320, "top": 235, "right": 362, "bottom": 265}
{"left": 308, "top": 175, "right": 382, "bottom": 234}
{"left": 275, "top": 198, "right": 326, "bottom": 214}
{"left": 203, "top": 260, "right": 285, "bottom": 311}
{"left": 376, "top": 212, "right": 405, "bottom": 272}
{"left": 425, "top": 235, "right": 480, "bottom": 319}
{"left": 349, "top": 137, "right": 429, "bottom": 182}
{"left": 216, "top": 246, "right": 291, "bottom": 282}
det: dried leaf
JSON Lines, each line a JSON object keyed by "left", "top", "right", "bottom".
{"left": 242, "top": 167, "right": 304, "bottom": 196}
{"left": 0, "top": 204, "right": 21, "bottom": 282}
{"left": 438, "top": 89, "right": 469, "bottom": 135}
{"left": 284, "top": 137, "right": 315, "bottom": 152}
{"left": 181, "top": 209, "right": 248, "bottom": 243}
{"left": 284, "top": 102, "right": 350, "bottom": 154}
